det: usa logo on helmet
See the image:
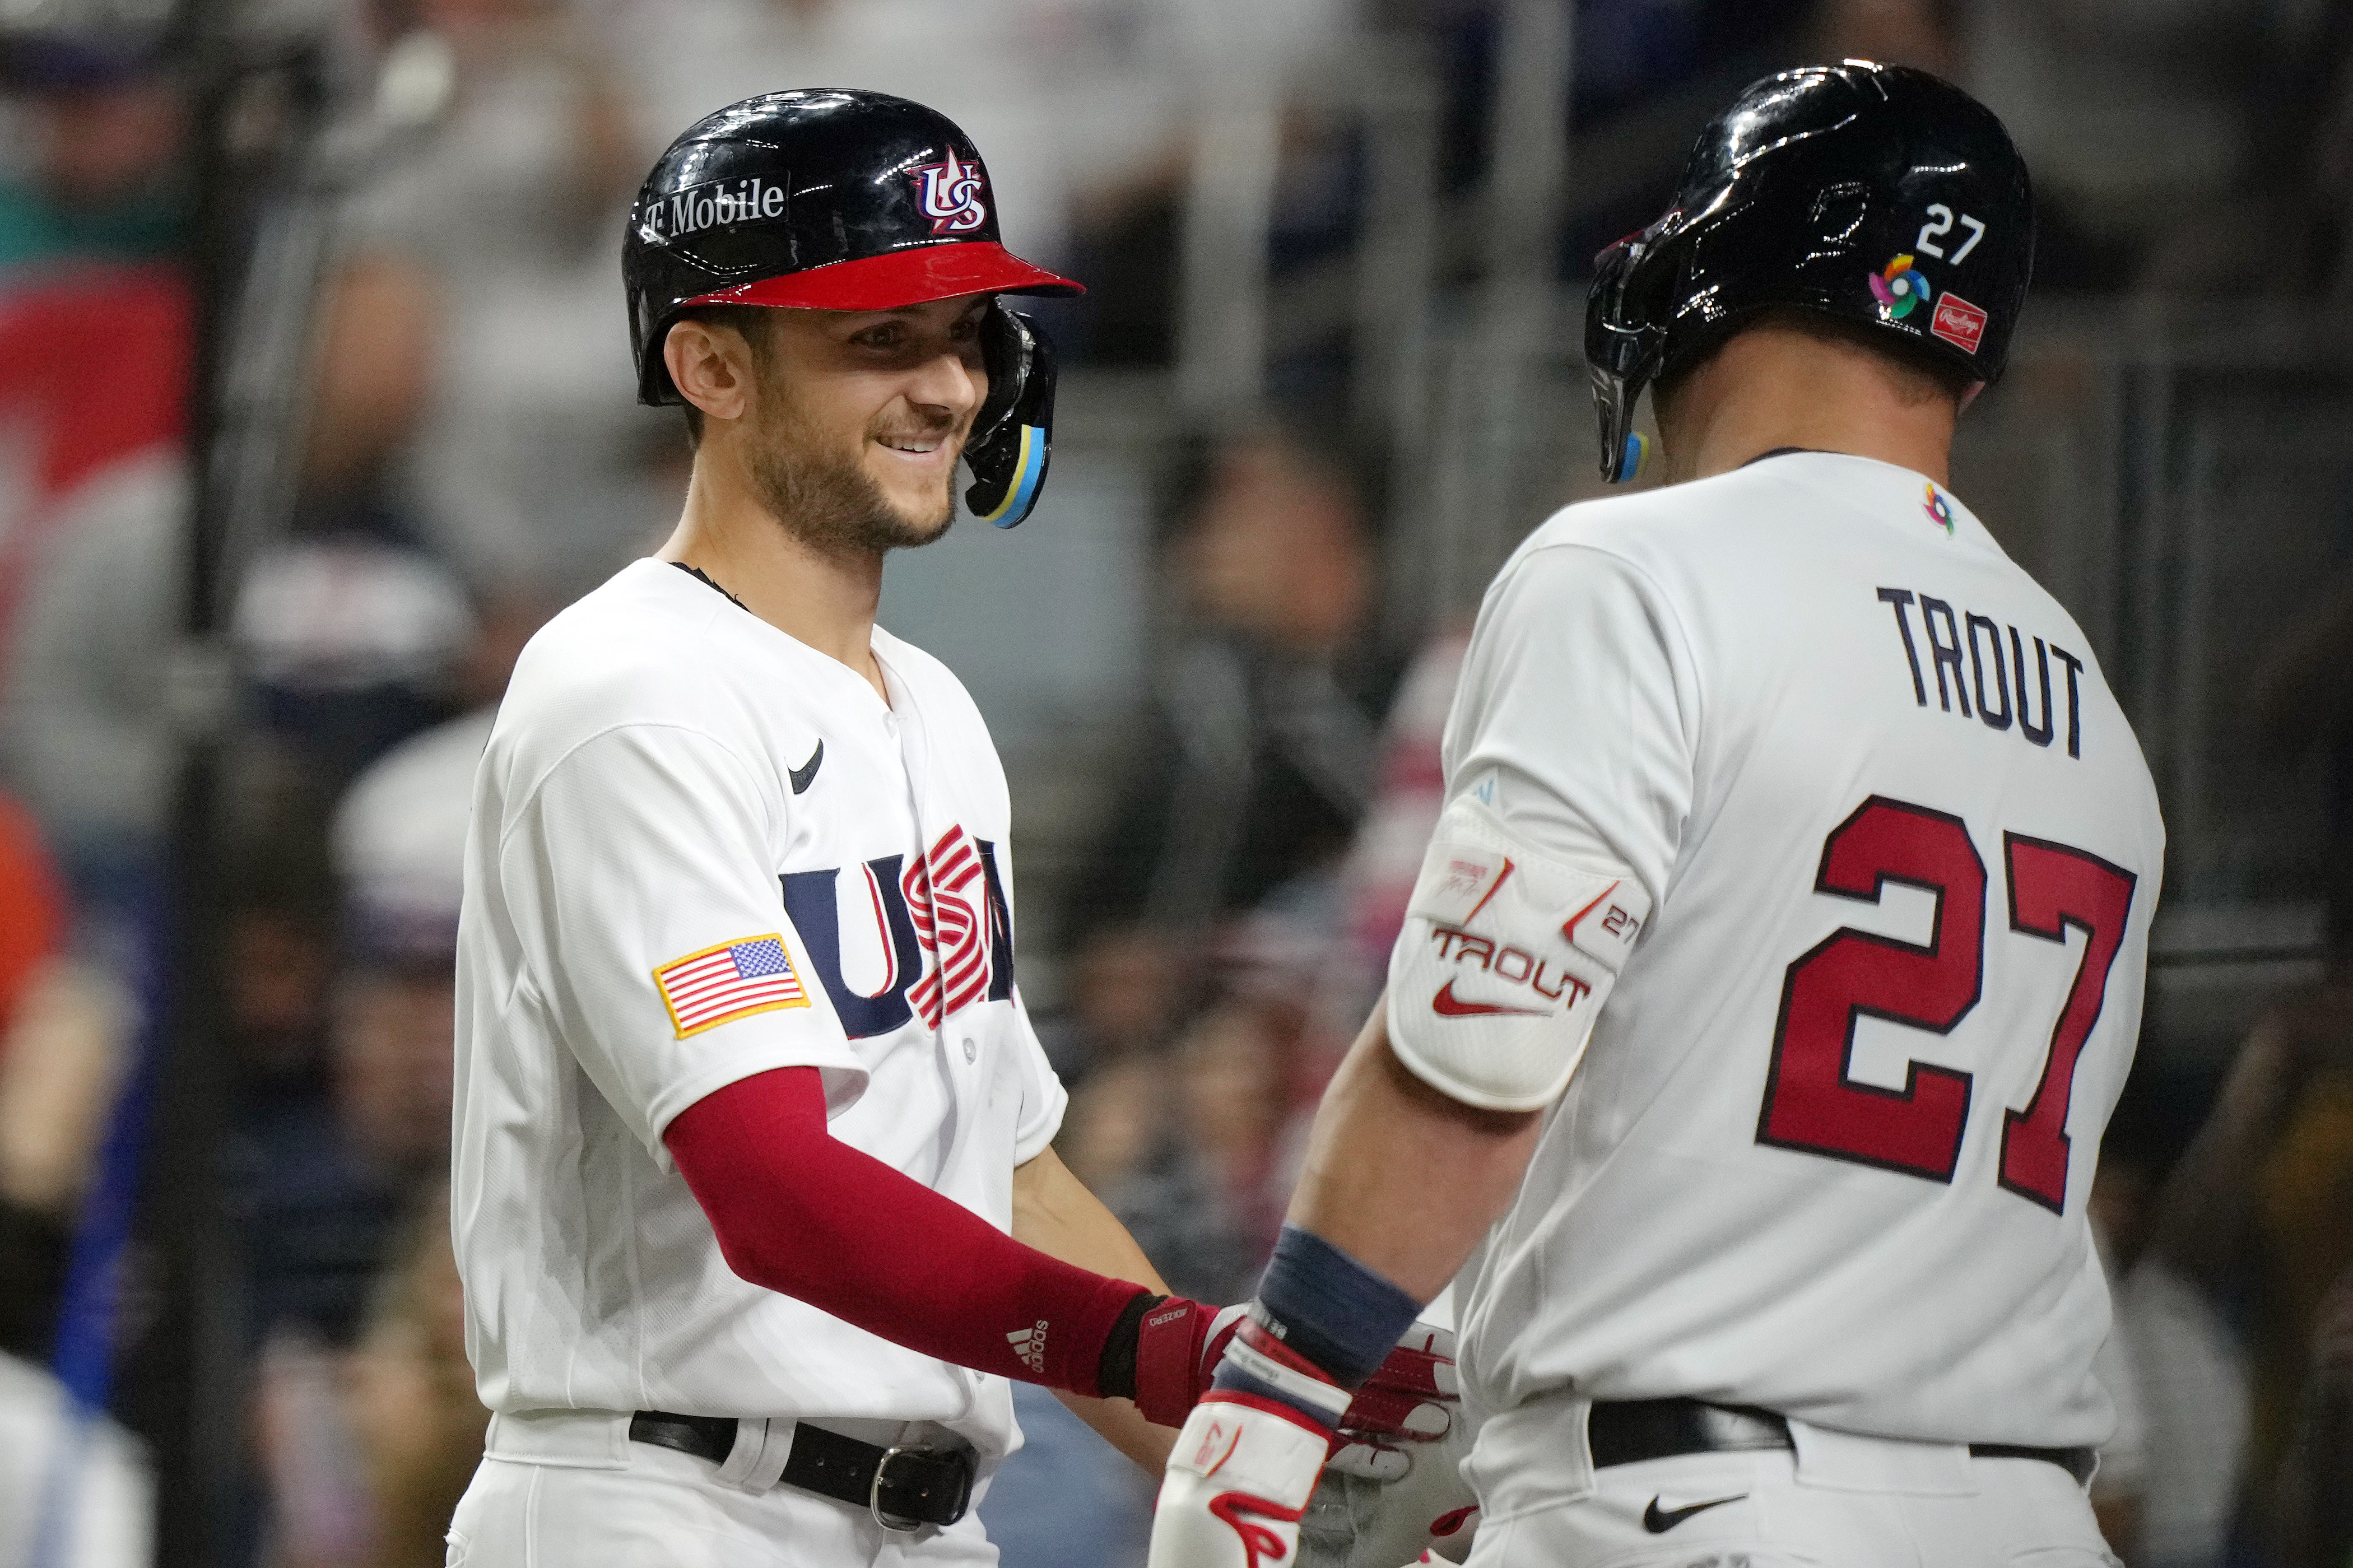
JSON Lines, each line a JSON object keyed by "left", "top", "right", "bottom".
{"left": 912, "top": 148, "right": 987, "bottom": 235}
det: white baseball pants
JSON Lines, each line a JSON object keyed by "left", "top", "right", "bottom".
{"left": 1466, "top": 1425, "right": 2117, "bottom": 1568}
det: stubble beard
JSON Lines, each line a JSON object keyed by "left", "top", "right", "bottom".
{"left": 746, "top": 381, "right": 958, "bottom": 557}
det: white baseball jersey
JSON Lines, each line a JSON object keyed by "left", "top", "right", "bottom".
{"left": 452, "top": 558, "right": 1066, "bottom": 1469}
{"left": 1396, "top": 453, "right": 2163, "bottom": 1486}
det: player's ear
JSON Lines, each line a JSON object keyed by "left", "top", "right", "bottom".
{"left": 666, "top": 318, "right": 755, "bottom": 427}
{"left": 1959, "top": 381, "right": 1987, "bottom": 413}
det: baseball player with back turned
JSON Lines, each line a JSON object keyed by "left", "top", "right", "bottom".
{"left": 445, "top": 90, "right": 1447, "bottom": 1567}
{"left": 1146, "top": 63, "right": 2165, "bottom": 1568}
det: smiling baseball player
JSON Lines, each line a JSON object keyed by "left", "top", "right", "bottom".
{"left": 1147, "top": 64, "right": 2165, "bottom": 1568}
{"left": 446, "top": 90, "right": 1444, "bottom": 1567}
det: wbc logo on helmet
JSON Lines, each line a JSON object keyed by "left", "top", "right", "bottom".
{"left": 912, "top": 147, "right": 988, "bottom": 235}
{"left": 1870, "top": 253, "right": 1931, "bottom": 319}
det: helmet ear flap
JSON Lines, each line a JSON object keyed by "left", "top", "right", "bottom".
{"left": 637, "top": 299, "right": 686, "bottom": 405}
{"left": 1585, "top": 234, "right": 1671, "bottom": 483}
{"left": 963, "top": 305, "right": 1058, "bottom": 528}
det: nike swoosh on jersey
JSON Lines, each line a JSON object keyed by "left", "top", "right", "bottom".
{"left": 1642, "top": 1493, "right": 1746, "bottom": 1533}
{"left": 1431, "top": 980, "right": 1547, "bottom": 1018}
{"left": 788, "top": 739, "right": 824, "bottom": 795}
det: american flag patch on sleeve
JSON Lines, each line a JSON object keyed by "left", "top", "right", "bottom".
{"left": 653, "top": 934, "right": 809, "bottom": 1038}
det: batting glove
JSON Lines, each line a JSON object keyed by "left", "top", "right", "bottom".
{"left": 1134, "top": 1299, "right": 1250, "bottom": 1429}
{"left": 1327, "top": 1323, "right": 1459, "bottom": 1481}
{"left": 1148, "top": 1323, "right": 1349, "bottom": 1568}
{"left": 1298, "top": 1324, "right": 1481, "bottom": 1568}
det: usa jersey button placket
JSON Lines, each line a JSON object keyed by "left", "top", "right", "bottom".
{"left": 961, "top": 1037, "right": 976, "bottom": 1063}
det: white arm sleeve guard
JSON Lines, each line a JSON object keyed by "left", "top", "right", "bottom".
{"left": 1384, "top": 795, "right": 1650, "bottom": 1111}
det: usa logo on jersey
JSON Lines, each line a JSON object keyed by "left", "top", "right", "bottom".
{"left": 780, "top": 828, "right": 1016, "bottom": 1038}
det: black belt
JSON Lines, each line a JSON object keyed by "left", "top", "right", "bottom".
{"left": 1587, "top": 1399, "right": 2096, "bottom": 1486}
{"left": 629, "top": 1411, "right": 974, "bottom": 1530}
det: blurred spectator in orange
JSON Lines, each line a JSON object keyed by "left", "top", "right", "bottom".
{"left": 1063, "top": 426, "right": 1385, "bottom": 1066}
{"left": 0, "top": 794, "right": 61, "bottom": 1020}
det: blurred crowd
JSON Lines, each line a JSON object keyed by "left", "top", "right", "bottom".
{"left": 0, "top": 1, "right": 2349, "bottom": 1566}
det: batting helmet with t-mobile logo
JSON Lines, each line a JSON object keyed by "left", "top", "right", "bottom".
{"left": 623, "top": 89, "right": 1081, "bottom": 527}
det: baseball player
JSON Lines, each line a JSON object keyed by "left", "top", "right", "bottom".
{"left": 445, "top": 90, "right": 1441, "bottom": 1566}
{"left": 1147, "top": 64, "right": 2165, "bottom": 1568}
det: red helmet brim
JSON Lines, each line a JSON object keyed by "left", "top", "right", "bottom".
{"left": 681, "top": 240, "right": 1082, "bottom": 311}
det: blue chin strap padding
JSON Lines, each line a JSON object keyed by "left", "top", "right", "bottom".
{"left": 963, "top": 306, "right": 1058, "bottom": 528}
{"left": 1617, "top": 431, "right": 1650, "bottom": 482}
{"left": 975, "top": 424, "right": 1048, "bottom": 527}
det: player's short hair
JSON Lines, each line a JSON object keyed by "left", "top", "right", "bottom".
{"left": 1661, "top": 305, "right": 1978, "bottom": 412}
{"left": 673, "top": 305, "right": 780, "bottom": 449}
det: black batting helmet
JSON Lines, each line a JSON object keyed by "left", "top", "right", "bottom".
{"left": 624, "top": 90, "right": 1082, "bottom": 527}
{"left": 1585, "top": 62, "right": 2034, "bottom": 482}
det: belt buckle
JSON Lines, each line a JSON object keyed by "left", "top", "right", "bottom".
{"left": 870, "top": 1445, "right": 923, "bottom": 1533}
{"left": 870, "top": 1444, "right": 971, "bottom": 1533}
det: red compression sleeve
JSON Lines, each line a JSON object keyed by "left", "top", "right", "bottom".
{"left": 664, "top": 1066, "right": 1151, "bottom": 1397}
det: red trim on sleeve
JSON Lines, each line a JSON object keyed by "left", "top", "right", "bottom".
{"left": 664, "top": 1067, "right": 1148, "bottom": 1396}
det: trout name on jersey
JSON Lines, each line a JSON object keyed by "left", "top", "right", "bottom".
{"left": 1878, "top": 587, "right": 2086, "bottom": 758}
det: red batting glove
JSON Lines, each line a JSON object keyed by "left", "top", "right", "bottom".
{"left": 1133, "top": 1297, "right": 1250, "bottom": 1429}
{"left": 1328, "top": 1323, "right": 1459, "bottom": 1480}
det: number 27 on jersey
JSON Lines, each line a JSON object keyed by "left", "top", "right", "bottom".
{"left": 1755, "top": 795, "right": 2137, "bottom": 1214}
